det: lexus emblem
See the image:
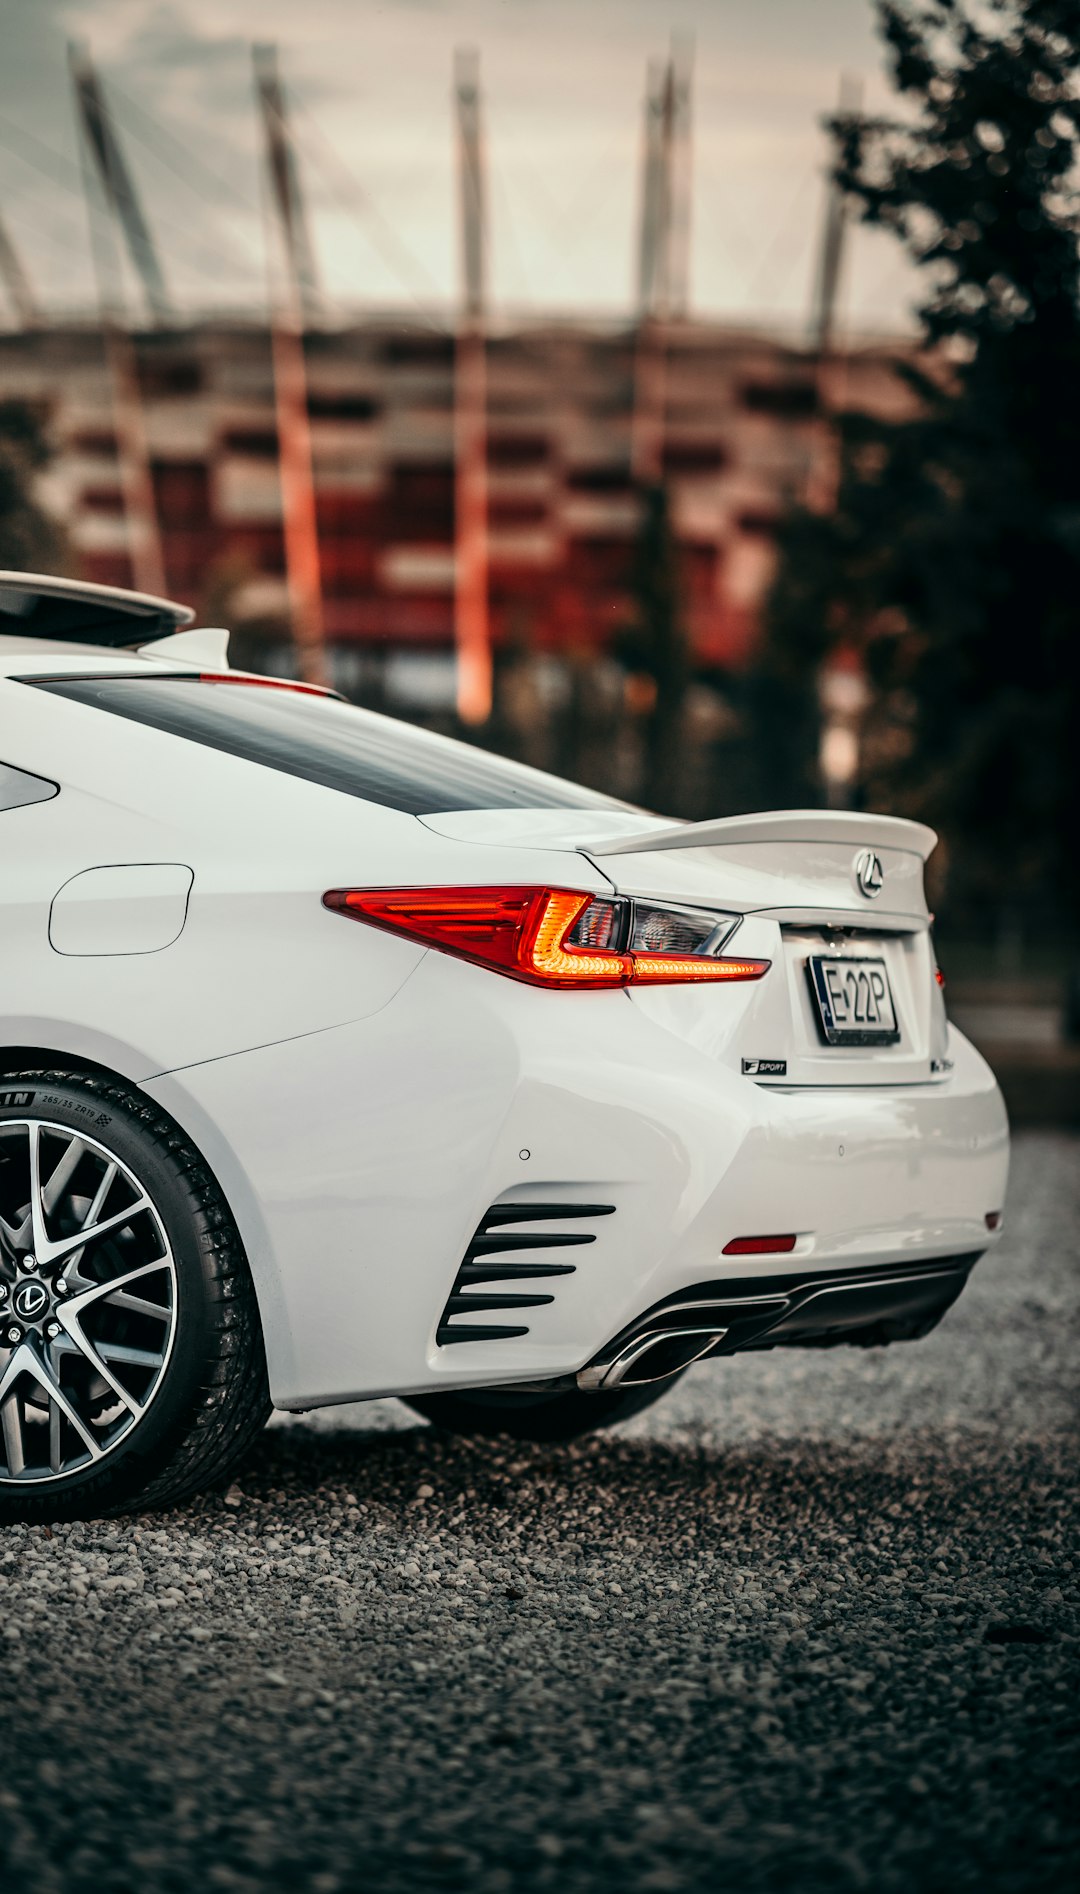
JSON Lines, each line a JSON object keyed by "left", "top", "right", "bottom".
{"left": 854, "top": 849, "right": 884, "bottom": 899}
{"left": 13, "top": 1279, "right": 48, "bottom": 1320}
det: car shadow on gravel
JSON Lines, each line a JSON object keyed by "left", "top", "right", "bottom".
{"left": 231, "top": 1406, "right": 1071, "bottom": 1550}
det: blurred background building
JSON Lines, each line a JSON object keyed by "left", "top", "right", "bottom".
{"left": 0, "top": 27, "right": 913, "bottom": 808}
{"left": 0, "top": 318, "right": 910, "bottom": 685}
{"left": 1, "top": 1, "right": 1077, "bottom": 1115}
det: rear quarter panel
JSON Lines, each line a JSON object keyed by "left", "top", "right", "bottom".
{"left": 0, "top": 678, "right": 614, "bottom": 1075}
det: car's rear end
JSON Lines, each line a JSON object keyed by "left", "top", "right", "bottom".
{"left": 563, "top": 812, "right": 1006, "bottom": 1387}
{"left": 4, "top": 615, "right": 1007, "bottom": 1411}
{"left": 371, "top": 805, "right": 1008, "bottom": 1401}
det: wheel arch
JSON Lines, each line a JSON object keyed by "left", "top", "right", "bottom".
{"left": 0, "top": 1038, "right": 290, "bottom": 1402}
{"left": 0, "top": 1043, "right": 145, "bottom": 1088}
{"left": 0, "top": 1019, "right": 157, "bottom": 1089}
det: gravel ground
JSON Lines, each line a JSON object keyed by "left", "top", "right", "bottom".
{"left": 1, "top": 1130, "right": 1077, "bottom": 1894}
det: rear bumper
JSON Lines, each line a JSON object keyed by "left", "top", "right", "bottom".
{"left": 145, "top": 949, "right": 1009, "bottom": 1407}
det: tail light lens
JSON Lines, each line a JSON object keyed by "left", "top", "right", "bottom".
{"left": 324, "top": 886, "right": 770, "bottom": 990}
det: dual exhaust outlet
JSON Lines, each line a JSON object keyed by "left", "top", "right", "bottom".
{"left": 577, "top": 1323, "right": 731, "bottom": 1390}
{"left": 577, "top": 1239, "right": 801, "bottom": 1390}
{"left": 577, "top": 1289, "right": 792, "bottom": 1390}
{"left": 576, "top": 1262, "right": 976, "bottom": 1391}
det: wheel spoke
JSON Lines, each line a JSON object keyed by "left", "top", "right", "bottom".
{"left": 62, "top": 1258, "right": 170, "bottom": 1317}
{"left": 27, "top": 1122, "right": 51, "bottom": 1263}
{"left": 37, "top": 1195, "right": 153, "bottom": 1270}
{"left": 80, "top": 1160, "right": 117, "bottom": 1231}
{"left": 106, "top": 1287, "right": 172, "bottom": 1322}
{"left": 41, "top": 1135, "right": 86, "bottom": 1216}
{"left": 1, "top": 1391, "right": 24, "bottom": 1477}
{"left": 49, "top": 1328, "right": 145, "bottom": 1419}
{"left": 55, "top": 1159, "right": 120, "bottom": 1285}
{"left": 0, "top": 1341, "right": 103, "bottom": 1462}
{"left": 54, "top": 1262, "right": 173, "bottom": 1416}
{"left": 0, "top": 1341, "right": 32, "bottom": 1404}
{"left": 0, "top": 1205, "right": 33, "bottom": 1258}
{"left": 0, "top": 1208, "right": 26, "bottom": 1261}
{"left": 95, "top": 1340, "right": 165, "bottom": 1371}
{"left": 49, "top": 1393, "right": 62, "bottom": 1474}
{"left": 37, "top": 1361, "right": 104, "bottom": 1463}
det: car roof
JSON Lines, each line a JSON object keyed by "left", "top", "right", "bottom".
{"left": 0, "top": 632, "right": 187, "bottom": 678}
{"left": 0, "top": 571, "right": 194, "bottom": 651}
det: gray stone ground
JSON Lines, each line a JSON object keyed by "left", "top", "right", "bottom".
{"left": 0, "top": 1131, "right": 1077, "bottom": 1894}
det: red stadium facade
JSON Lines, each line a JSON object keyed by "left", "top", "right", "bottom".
{"left": 1, "top": 316, "right": 914, "bottom": 695}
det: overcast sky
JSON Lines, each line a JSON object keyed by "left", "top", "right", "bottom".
{"left": 0, "top": 0, "right": 917, "bottom": 334}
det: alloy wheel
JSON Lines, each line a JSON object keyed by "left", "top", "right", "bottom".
{"left": 0, "top": 1118, "right": 177, "bottom": 1484}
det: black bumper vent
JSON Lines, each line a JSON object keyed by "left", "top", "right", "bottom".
{"left": 436, "top": 1201, "right": 614, "bottom": 1346}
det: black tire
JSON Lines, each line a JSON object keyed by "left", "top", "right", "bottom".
{"left": 403, "top": 1376, "right": 681, "bottom": 1444}
{"left": 0, "top": 1068, "right": 271, "bottom": 1522}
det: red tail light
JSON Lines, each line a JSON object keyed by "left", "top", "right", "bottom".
{"left": 324, "top": 887, "right": 771, "bottom": 990}
{"left": 934, "top": 966, "right": 946, "bottom": 988}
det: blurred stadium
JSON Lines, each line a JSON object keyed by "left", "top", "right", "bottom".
{"left": 1, "top": 1, "right": 1077, "bottom": 1114}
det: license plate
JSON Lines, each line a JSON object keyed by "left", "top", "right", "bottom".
{"left": 807, "top": 955, "right": 900, "bottom": 1046}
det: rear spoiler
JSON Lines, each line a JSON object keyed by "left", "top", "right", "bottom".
{"left": 586, "top": 809, "right": 938, "bottom": 861}
{"left": 0, "top": 571, "right": 193, "bottom": 647}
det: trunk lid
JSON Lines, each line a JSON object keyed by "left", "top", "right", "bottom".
{"left": 581, "top": 809, "right": 944, "bottom": 1088}
{"left": 580, "top": 808, "right": 935, "bottom": 925}
{"left": 418, "top": 806, "right": 946, "bottom": 1088}
{"left": 418, "top": 807, "right": 934, "bottom": 924}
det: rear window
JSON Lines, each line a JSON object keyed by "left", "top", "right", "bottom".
{"left": 31, "top": 676, "right": 629, "bottom": 816}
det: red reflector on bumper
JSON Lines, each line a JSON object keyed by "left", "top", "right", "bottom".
{"left": 722, "top": 1234, "right": 798, "bottom": 1256}
{"left": 985, "top": 1211, "right": 1002, "bottom": 1231}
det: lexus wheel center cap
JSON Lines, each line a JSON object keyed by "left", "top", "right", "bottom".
{"left": 12, "top": 1279, "right": 49, "bottom": 1321}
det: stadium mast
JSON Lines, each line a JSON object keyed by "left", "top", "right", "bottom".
{"left": 667, "top": 38, "right": 694, "bottom": 320}
{"left": 254, "top": 43, "right": 326, "bottom": 687}
{"left": 70, "top": 43, "right": 171, "bottom": 326}
{"left": 453, "top": 46, "right": 491, "bottom": 725}
{"left": 806, "top": 74, "right": 863, "bottom": 513}
{"left": 631, "top": 56, "right": 678, "bottom": 483}
{"left": 69, "top": 41, "right": 166, "bottom": 596}
{"left": 810, "top": 73, "right": 863, "bottom": 358}
{"left": 0, "top": 211, "right": 38, "bottom": 329}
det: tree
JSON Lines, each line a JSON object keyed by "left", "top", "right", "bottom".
{"left": 762, "top": 0, "right": 1080, "bottom": 919}
{"left": 0, "top": 400, "right": 66, "bottom": 572}
{"left": 619, "top": 480, "right": 690, "bottom": 813}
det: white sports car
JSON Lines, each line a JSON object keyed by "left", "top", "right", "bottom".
{"left": 0, "top": 573, "right": 1008, "bottom": 1519}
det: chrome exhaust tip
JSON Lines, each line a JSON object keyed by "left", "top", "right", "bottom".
{"left": 577, "top": 1325, "right": 728, "bottom": 1391}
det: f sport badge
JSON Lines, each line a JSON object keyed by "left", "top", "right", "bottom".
{"left": 742, "top": 1058, "right": 786, "bottom": 1077}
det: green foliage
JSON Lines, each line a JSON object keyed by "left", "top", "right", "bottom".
{"left": 0, "top": 399, "right": 65, "bottom": 572}
{"left": 763, "top": 0, "right": 1080, "bottom": 915}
